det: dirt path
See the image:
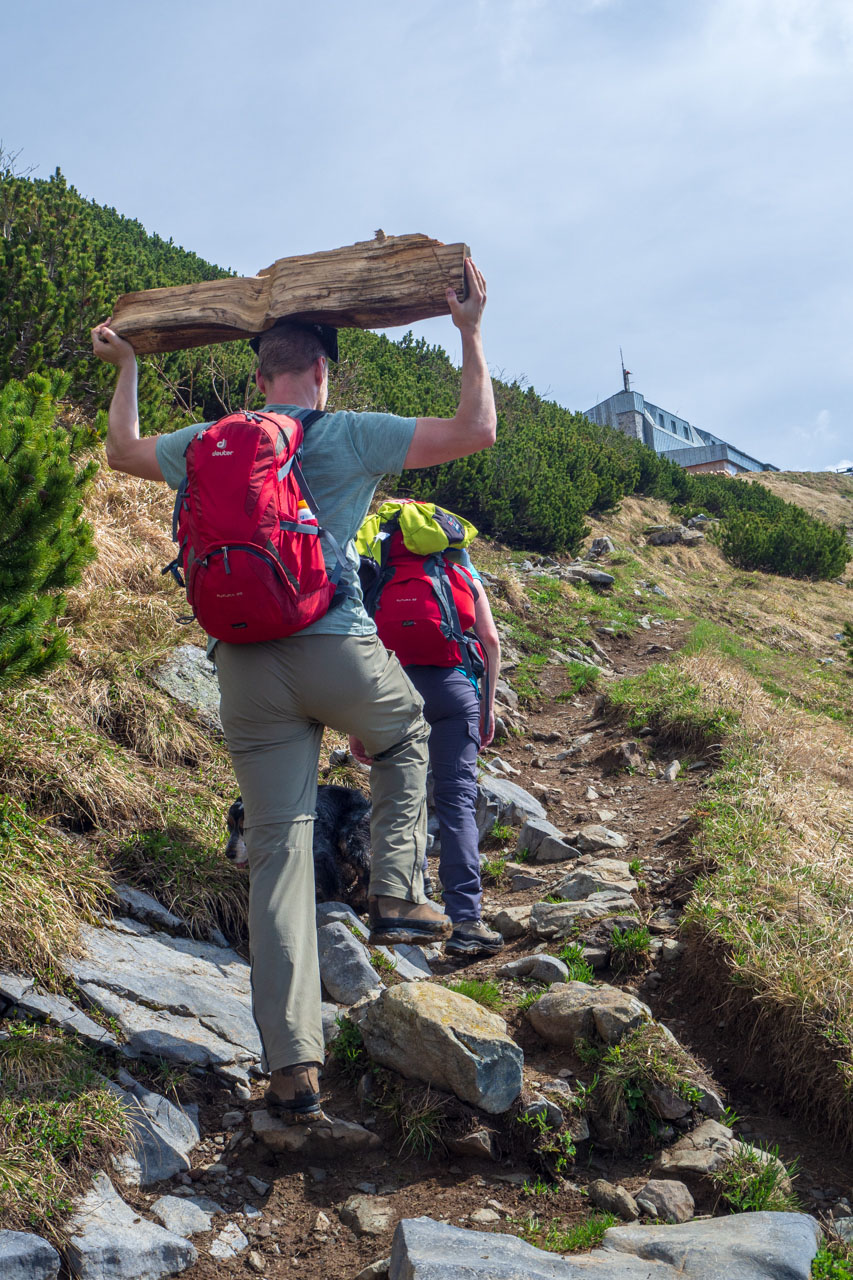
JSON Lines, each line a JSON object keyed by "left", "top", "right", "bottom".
{"left": 131, "top": 619, "right": 853, "bottom": 1279}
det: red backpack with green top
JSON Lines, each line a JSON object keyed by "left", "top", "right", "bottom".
{"left": 163, "top": 409, "right": 345, "bottom": 643}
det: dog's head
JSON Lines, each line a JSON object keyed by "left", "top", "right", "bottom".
{"left": 225, "top": 797, "right": 248, "bottom": 868}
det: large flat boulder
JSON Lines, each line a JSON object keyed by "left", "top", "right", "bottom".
{"left": 64, "top": 919, "right": 261, "bottom": 1073}
{"left": 389, "top": 1211, "right": 821, "bottom": 1278}
{"left": 360, "top": 983, "right": 523, "bottom": 1114}
{"left": 0, "top": 972, "right": 119, "bottom": 1052}
{"left": 528, "top": 982, "right": 651, "bottom": 1048}
{"left": 64, "top": 1173, "right": 196, "bottom": 1280}
{"left": 0, "top": 1232, "right": 61, "bottom": 1280}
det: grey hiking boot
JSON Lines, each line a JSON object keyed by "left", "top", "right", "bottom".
{"left": 445, "top": 919, "right": 505, "bottom": 956}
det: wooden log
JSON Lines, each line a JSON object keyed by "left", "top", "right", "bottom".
{"left": 110, "top": 233, "right": 469, "bottom": 355}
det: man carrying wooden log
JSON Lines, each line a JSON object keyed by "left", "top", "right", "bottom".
{"left": 91, "top": 258, "right": 496, "bottom": 1123}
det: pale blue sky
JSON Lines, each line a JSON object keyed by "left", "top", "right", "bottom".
{"left": 4, "top": 0, "right": 853, "bottom": 470}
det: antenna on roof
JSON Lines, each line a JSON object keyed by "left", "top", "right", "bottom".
{"left": 620, "top": 348, "right": 631, "bottom": 392}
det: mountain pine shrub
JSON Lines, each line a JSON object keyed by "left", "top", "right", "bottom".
{"left": 0, "top": 374, "right": 98, "bottom": 688}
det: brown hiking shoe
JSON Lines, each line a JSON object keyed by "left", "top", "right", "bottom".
{"left": 368, "top": 896, "right": 453, "bottom": 945}
{"left": 265, "top": 1063, "right": 325, "bottom": 1123}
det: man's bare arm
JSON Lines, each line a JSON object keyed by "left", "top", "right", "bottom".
{"left": 403, "top": 259, "right": 497, "bottom": 469}
{"left": 91, "top": 323, "right": 164, "bottom": 480}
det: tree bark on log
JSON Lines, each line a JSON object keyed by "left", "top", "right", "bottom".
{"left": 110, "top": 233, "right": 469, "bottom": 355}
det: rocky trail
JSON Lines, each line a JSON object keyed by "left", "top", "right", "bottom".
{"left": 2, "top": 612, "right": 852, "bottom": 1280}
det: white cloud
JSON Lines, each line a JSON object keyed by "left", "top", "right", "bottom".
{"left": 825, "top": 459, "right": 853, "bottom": 471}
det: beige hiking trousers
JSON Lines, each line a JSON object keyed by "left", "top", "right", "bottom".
{"left": 215, "top": 633, "right": 429, "bottom": 1073}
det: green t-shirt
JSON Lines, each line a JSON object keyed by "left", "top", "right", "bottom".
{"left": 155, "top": 404, "right": 416, "bottom": 641}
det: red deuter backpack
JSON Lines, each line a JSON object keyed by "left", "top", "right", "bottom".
{"left": 360, "top": 517, "right": 485, "bottom": 678}
{"left": 163, "top": 409, "right": 344, "bottom": 643}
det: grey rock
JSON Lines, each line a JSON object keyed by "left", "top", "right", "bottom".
{"left": 576, "top": 824, "right": 629, "bottom": 853}
{"left": 646, "top": 1082, "right": 692, "bottom": 1121}
{"left": 317, "top": 921, "right": 382, "bottom": 1005}
{"left": 149, "top": 1196, "right": 214, "bottom": 1237}
{"left": 0, "top": 1232, "right": 61, "bottom": 1280}
{"left": 494, "top": 678, "right": 519, "bottom": 708}
{"left": 108, "top": 1073, "right": 200, "bottom": 1187}
{"left": 834, "top": 1216, "right": 853, "bottom": 1243}
{"left": 388, "top": 1211, "right": 821, "bottom": 1278}
{"left": 634, "top": 1179, "right": 694, "bottom": 1223}
{"left": 79, "top": 981, "right": 250, "bottom": 1070}
{"left": 661, "top": 939, "right": 685, "bottom": 962}
{"left": 112, "top": 885, "right": 186, "bottom": 934}
{"left": 246, "top": 1175, "right": 270, "bottom": 1196}
{"left": 517, "top": 817, "right": 564, "bottom": 856}
{"left": 654, "top": 1119, "right": 736, "bottom": 1185}
{"left": 521, "top": 1093, "right": 564, "bottom": 1130}
{"left": 447, "top": 1128, "right": 499, "bottom": 1161}
{"left": 498, "top": 954, "right": 569, "bottom": 985}
{"left": 491, "top": 905, "right": 532, "bottom": 939}
{"left": 530, "top": 894, "right": 636, "bottom": 939}
{"left": 391, "top": 944, "right": 434, "bottom": 976}
{"left": 209, "top": 1222, "right": 249, "bottom": 1258}
{"left": 533, "top": 835, "right": 581, "bottom": 864}
{"left": 511, "top": 872, "right": 548, "bottom": 891}
{"left": 316, "top": 901, "right": 369, "bottom": 938}
{"left": 662, "top": 761, "right": 681, "bottom": 782}
{"left": 65, "top": 920, "right": 261, "bottom": 1066}
{"left": 150, "top": 644, "right": 221, "bottom": 731}
{"left": 562, "top": 567, "right": 615, "bottom": 588}
{"left": 374, "top": 945, "right": 429, "bottom": 982}
{"left": 65, "top": 1173, "right": 196, "bottom": 1279}
{"left": 696, "top": 1087, "right": 725, "bottom": 1119}
{"left": 323, "top": 1001, "right": 343, "bottom": 1044}
{"left": 340, "top": 1195, "right": 397, "bottom": 1237}
{"left": 528, "top": 982, "right": 651, "bottom": 1047}
{"left": 470, "top": 1208, "right": 502, "bottom": 1225}
{"left": 552, "top": 858, "right": 637, "bottom": 901}
{"left": 0, "top": 971, "right": 118, "bottom": 1052}
{"left": 476, "top": 777, "right": 546, "bottom": 840}
{"left": 252, "top": 1109, "right": 382, "bottom": 1154}
{"left": 355, "top": 1259, "right": 391, "bottom": 1280}
{"left": 588, "top": 1179, "right": 640, "bottom": 1221}
{"left": 361, "top": 983, "right": 523, "bottom": 1114}
{"left": 603, "top": 1211, "right": 818, "bottom": 1277}
{"left": 588, "top": 537, "right": 616, "bottom": 557}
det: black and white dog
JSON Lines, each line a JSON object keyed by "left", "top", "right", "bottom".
{"left": 225, "top": 785, "right": 372, "bottom": 913}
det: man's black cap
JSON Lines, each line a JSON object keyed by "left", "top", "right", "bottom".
{"left": 249, "top": 320, "right": 339, "bottom": 362}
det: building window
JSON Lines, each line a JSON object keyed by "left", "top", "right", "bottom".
{"left": 658, "top": 413, "right": 664, "bottom": 425}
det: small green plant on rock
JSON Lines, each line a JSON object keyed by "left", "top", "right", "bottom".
{"left": 812, "top": 1244, "right": 853, "bottom": 1278}
{"left": 370, "top": 949, "right": 398, "bottom": 976}
{"left": 449, "top": 978, "right": 504, "bottom": 1011}
{"left": 376, "top": 1081, "right": 447, "bottom": 1158}
{"left": 490, "top": 822, "right": 514, "bottom": 842}
{"left": 517, "top": 985, "right": 548, "bottom": 1011}
{"left": 609, "top": 925, "right": 652, "bottom": 973}
{"left": 481, "top": 856, "right": 506, "bottom": 883}
{"left": 514, "top": 1211, "right": 616, "bottom": 1253}
{"left": 593, "top": 1024, "right": 705, "bottom": 1151}
{"left": 329, "top": 1016, "right": 367, "bottom": 1081}
{"left": 558, "top": 942, "right": 595, "bottom": 983}
{"left": 712, "top": 1141, "right": 800, "bottom": 1213}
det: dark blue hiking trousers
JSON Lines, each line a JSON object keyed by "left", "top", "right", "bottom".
{"left": 405, "top": 665, "right": 482, "bottom": 923}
